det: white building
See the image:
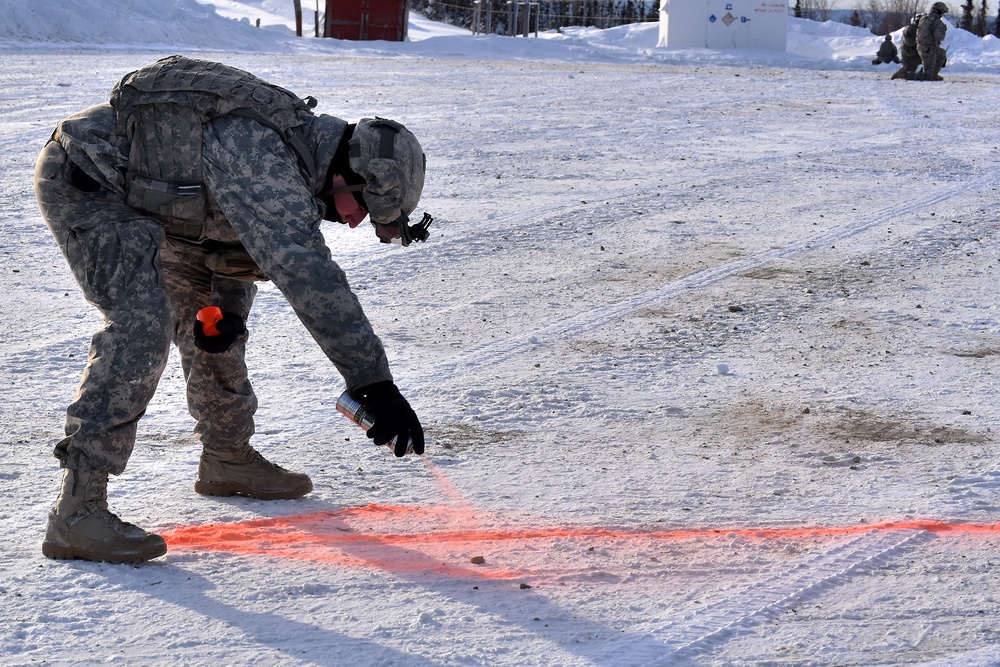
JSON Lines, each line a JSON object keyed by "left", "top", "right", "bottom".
{"left": 658, "top": 0, "right": 788, "bottom": 51}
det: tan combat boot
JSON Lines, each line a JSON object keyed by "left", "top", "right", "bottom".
{"left": 42, "top": 469, "right": 167, "bottom": 563}
{"left": 195, "top": 443, "right": 312, "bottom": 500}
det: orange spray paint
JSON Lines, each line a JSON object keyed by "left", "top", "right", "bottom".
{"left": 162, "top": 500, "right": 1000, "bottom": 578}
{"left": 419, "top": 455, "right": 469, "bottom": 506}
{"left": 163, "top": 441, "right": 1000, "bottom": 578}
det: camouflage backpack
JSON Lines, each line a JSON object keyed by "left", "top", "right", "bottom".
{"left": 110, "top": 55, "right": 318, "bottom": 239}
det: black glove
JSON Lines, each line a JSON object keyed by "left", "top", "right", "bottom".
{"left": 193, "top": 308, "right": 246, "bottom": 354}
{"left": 350, "top": 381, "right": 425, "bottom": 457}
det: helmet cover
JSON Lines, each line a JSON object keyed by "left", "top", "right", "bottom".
{"left": 348, "top": 118, "right": 426, "bottom": 226}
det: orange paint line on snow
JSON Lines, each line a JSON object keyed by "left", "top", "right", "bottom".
{"left": 164, "top": 512, "right": 1000, "bottom": 546}
{"left": 161, "top": 504, "right": 1000, "bottom": 577}
{"left": 161, "top": 451, "right": 1000, "bottom": 576}
{"left": 163, "top": 503, "right": 527, "bottom": 578}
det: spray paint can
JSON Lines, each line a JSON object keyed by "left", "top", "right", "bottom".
{"left": 335, "top": 391, "right": 415, "bottom": 455}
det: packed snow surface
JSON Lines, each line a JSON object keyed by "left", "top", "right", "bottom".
{"left": 2, "top": 0, "right": 1000, "bottom": 665}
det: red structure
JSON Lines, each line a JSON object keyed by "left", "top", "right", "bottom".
{"left": 324, "top": 0, "right": 408, "bottom": 41}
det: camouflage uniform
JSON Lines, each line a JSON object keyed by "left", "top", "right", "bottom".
{"left": 873, "top": 34, "right": 900, "bottom": 65}
{"left": 916, "top": 4, "right": 948, "bottom": 80}
{"left": 35, "top": 102, "right": 392, "bottom": 475}
{"left": 891, "top": 19, "right": 923, "bottom": 79}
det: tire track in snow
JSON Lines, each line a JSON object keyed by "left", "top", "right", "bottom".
{"left": 910, "top": 644, "right": 1000, "bottom": 667}
{"left": 587, "top": 529, "right": 934, "bottom": 666}
{"left": 411, "top": 176, "right": 982, "bottom": 666}
{"left": 432, "top": 122, "right": 914, "bottom": 246}
{"left": 421, "top": 173, "right": 992, "bottom": 384}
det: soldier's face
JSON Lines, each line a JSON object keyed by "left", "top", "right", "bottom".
{"left": 329, "top": 174, "right": 368, "bottom": 228}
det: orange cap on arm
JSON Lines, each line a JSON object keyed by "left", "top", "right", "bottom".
{"left": 196, "top": 306, "right": 223, "bottom": 337}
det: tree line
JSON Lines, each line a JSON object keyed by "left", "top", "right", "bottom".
{"left": 410, "top": 0, "right": 660, "bottom": 32}
{"left": 796, "top": 0, "right": 999, "bottom": 36}
{"left": 412, "top": 0, "right": 999, "bottom": 39}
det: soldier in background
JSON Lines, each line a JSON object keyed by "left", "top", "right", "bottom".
{"left": 34, "top": 56, "right": 429, "bottom": 564}
{"left": 916, "top": 2, "right": 949, "bottom": 80}
{"left": 891, "top": 15, "right": 923, "bottom": 80}
{"left": 872, "top": 34, "right": 900, "bottom": 65}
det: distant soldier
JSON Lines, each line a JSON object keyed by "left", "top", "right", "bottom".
{"left": 872, "top": 34, "right": 900, "bottom": 65}
{"left": 891, "top": 16, "right": 923, "bottom": 80}
{"left": 916, "top": 2, "right": 949, "bottom": 80}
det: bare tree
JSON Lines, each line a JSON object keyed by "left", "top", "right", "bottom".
{"left": 799, "top": 0, "right": 835, "bottom": 21}
{"left": 855, "top": 0, "right": 922, "bottom": 34}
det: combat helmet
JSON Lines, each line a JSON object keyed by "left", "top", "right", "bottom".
{"left": 348, "top": 118, "right": 431, "bottom": 246}
{"left": 931, "top": 1, "right": 948, "bottom": 13}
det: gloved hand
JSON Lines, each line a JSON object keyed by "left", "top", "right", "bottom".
{"left": 350, "top": 381, "right": 425, "bottom": 457}
{"left": 193, "top": 306, "right": 246, "bottom": 354}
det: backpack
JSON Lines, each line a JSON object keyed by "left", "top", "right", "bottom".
{"left": 110, "top": 55, "right": 318, "bottom": 237}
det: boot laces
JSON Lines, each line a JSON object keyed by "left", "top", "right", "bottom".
{"left": 84, "top": 501, "right": 142, "bottom": 534}
{"left": 231, "top": 442, "right": 289, "bottom": 473}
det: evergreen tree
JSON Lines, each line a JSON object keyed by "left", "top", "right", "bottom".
{"left": 411, "top": 0, "right": 656, "bottom": 33}
{"left": 961, "top": 0, "right": 973, "bottom": 30}
{"left": 794, "top": 0, "right": 802, "bottom": 18}
{"left": 974, "top": 0, "right": 987, "bottom": 35}
{"left": 996, "top": 5, "right": 1000, "bottom": 37}
{"left": 624, "top": 0, "right": 637, "bottom": 24}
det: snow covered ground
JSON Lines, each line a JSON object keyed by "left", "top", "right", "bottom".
{"left": 2, "top": 1, "right": 1000, "bottom": 665}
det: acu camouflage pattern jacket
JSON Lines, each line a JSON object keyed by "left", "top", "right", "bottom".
{"left": 49, "top": 102, "right": 394, "bottom": 392}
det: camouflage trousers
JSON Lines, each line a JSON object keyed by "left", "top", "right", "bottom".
{"left": 917, "top": 46, "right": 945, "bottom": 78}
{"left": 891, "top": 52, "right": 922, "bottom": 79}
{"left": 34, "top": 140, "right": 257, "bottom": 475}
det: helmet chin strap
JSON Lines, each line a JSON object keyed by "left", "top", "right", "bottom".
{"left": 375, "top": 212, "right": 433, "bottom": 246}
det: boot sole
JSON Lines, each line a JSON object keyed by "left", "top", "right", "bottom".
{"left": 42, "top": 540, "right": 167, "bottom": 564}
{"left": 194, "top": 479, "right": 312, "bottom": 500}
